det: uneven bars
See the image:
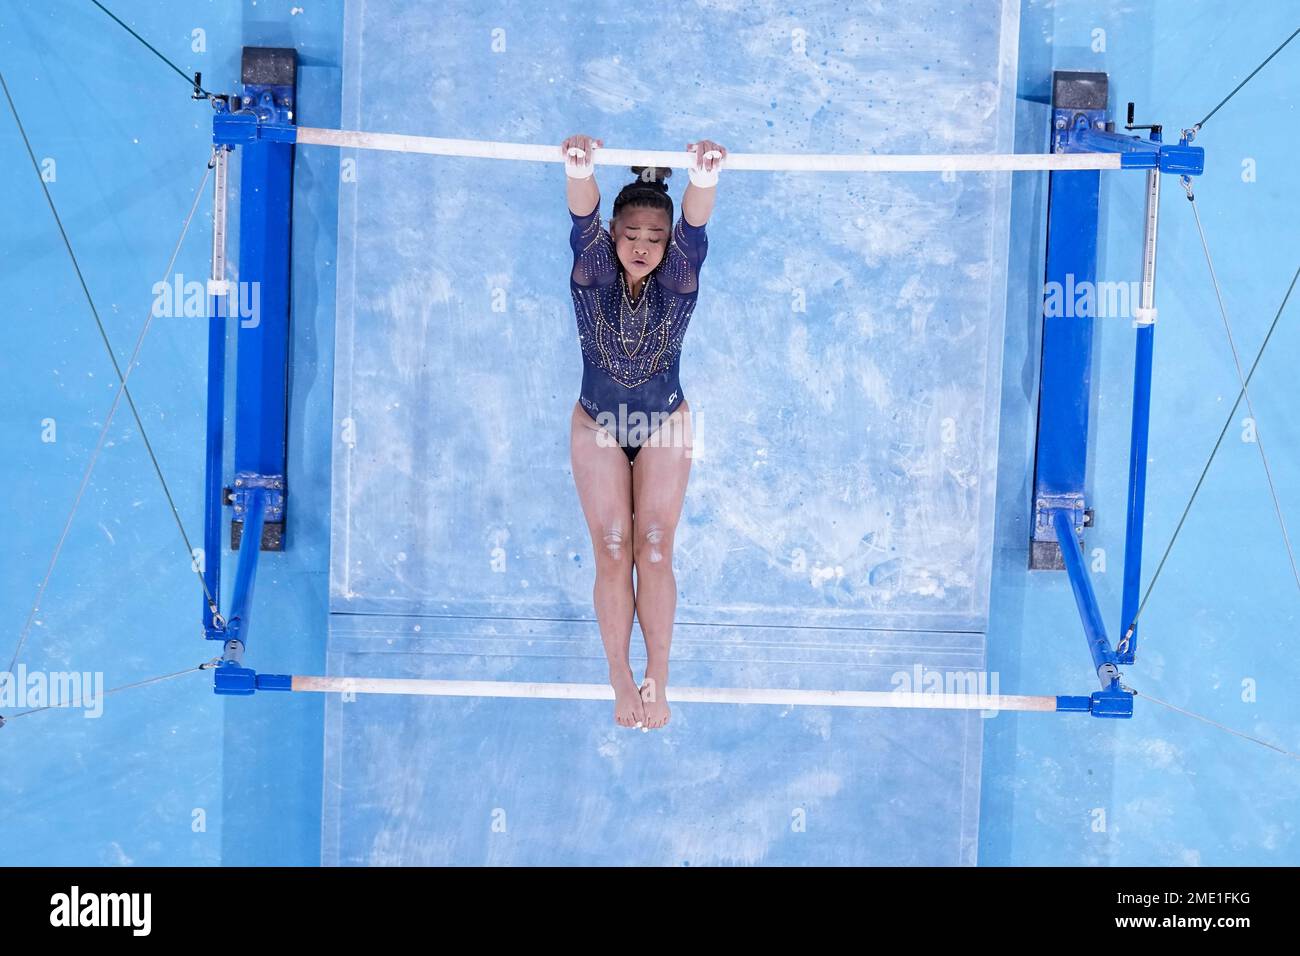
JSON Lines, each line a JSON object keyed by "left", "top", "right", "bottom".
{"left": 289, "top": 676, "right": 1057, "bottom": 711}
{"left": 295, "top": 127, "right": 1122, "bottom": 174}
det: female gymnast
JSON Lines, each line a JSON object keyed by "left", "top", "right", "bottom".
{"left": 561, "top": 132, "right": 726, "bottom": 731}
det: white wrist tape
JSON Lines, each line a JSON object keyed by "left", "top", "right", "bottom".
{"left": 687, "top": 148, "right": 723, "bottom": 187}
{"left": 565, "top": 145, "right": 595, "bottom": 179}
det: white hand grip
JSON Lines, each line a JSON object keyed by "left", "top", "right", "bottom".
{"left": 687, "top": 148, "right": 723, "bottom": 187}
{"left": 564, "top": 145, "right": 595, "bottom": 179}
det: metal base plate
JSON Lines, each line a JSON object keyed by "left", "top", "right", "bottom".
{"left": 231, "top": 519, "right": 285, "bottom": 552}
{"left": 1029, "top": 539, "right": 1066, "bottom": 571}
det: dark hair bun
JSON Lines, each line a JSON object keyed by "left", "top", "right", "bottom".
{"left": 630, "top": 165, "right": 672, "bottom": 192}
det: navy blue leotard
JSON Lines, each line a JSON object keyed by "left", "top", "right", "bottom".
{"left": 569, "top": 205, "right": 708, "bottom": 462}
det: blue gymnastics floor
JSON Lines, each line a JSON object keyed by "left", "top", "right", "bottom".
{"left": 321, "top": 0, "right": 1018, "bottom": 865}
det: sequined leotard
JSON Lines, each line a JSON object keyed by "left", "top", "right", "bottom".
{"left": 569, "top": 205, "right": 708, "bottom": 462}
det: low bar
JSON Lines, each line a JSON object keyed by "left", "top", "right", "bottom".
{"left": 272, "top": 675, "right": 1062, "bottom": 712}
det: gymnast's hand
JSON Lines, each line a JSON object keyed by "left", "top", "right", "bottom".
{"left": 686, "top": 139, "right": 727, "bottom": 187}
{"left": 562, "top": 133, "right": 603, "bottom": 179}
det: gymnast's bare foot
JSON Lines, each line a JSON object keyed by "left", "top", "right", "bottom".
{"left": 611, "top": 669, "right": 646, "bottom": 728}
{"left": 640, "top": 670, "right": 671, "bottom": 730}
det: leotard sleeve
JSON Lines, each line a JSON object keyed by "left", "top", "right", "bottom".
{"left": 656, "top": 215, "right": 709, "bottom": 295}
{"left": 569, "top": 205, "right": 617, "bottom": 288}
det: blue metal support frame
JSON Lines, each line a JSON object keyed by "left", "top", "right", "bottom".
{"left": 225, "top": 488, "right": 267, "bottom": 653}
{"left": 1120, "top": 322, "right": 1155, "bottom": 663}
{"left": 1031, "top": 72, "right": 1107, "bottom": 571}
{"left": 1030, "top": 70, "right": 1203, "bottom": 717}
{"left": 202, "top": 146, "right": 229, "bottom": 641}
{"left": 1052, "top": 510, "right": 1120, "bottom": 685}
{"left": 232, "top": 133, "right": 293, "bottom": 488}
{"left": 1051, "top": 508, "right": 1132, "bottom": 718}
{"left": 1119, "top": 153, "right": 1162, "bottom": 665}
{"left": 1068, "top": 126, "right": 1202, "bottom": 175}
{"left": 204, "top": 47, "right": 297, "bottom": 695}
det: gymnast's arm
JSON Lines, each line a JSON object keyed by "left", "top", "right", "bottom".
{"left": 682, "top": 138, "right": 726, "bottom": 226}
{"left": 567, "top": 166, "right": 599, "bottom": 217}
{"left": 682, "top": 181, "right": 714, "bottom": 227}
{"left": 563, "top": 133, "right": 614, "bottom": 287}
{"left": 562, "top": 133, "right": 602, "bottom": 216}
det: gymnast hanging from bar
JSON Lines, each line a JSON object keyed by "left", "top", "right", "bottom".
{"left": 561, "top": 133, "right": 726, "bottom": 731}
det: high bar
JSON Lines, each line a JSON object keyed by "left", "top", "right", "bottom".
{"left": 294, "top": 126, "right": 1123, "bottom": 174}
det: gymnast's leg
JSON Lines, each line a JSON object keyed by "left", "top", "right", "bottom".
{"left": 630, "top": 400, "right": 694, "bottom": 730}
{"left": 570, "top": 401, "right": 645, "bottom": 728}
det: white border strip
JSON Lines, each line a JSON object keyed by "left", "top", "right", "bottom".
{"left": 296, "top": 126, "right": 1121, "bottom": 173}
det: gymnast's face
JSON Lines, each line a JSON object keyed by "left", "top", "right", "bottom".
{"left": 612, "top": 207, "right": 671, "bottom": 283}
